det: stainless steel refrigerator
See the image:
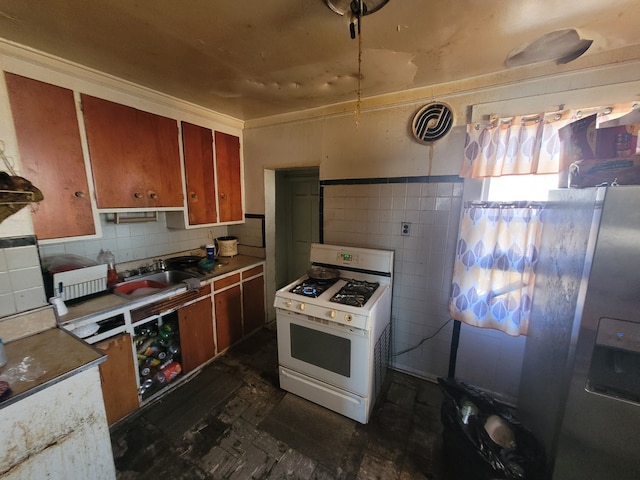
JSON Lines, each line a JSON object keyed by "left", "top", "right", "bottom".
{"left": 518, "top": 185, "right": 640, "bottom": 479}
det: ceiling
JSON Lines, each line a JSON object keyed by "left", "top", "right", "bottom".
{"left": 1, "top": 0, "right": 639, "bottom": 122}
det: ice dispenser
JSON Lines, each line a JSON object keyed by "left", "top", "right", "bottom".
{"left": 587, "top": 317, "right": 640, "bottom": 403}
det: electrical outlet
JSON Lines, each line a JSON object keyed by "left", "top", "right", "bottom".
{"left": 401, "top": 222, "right": 411, "bottom": 236}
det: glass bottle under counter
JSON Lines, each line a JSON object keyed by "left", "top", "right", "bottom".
{"left": 134, "top": 312, "right": 183, "bottom": 400}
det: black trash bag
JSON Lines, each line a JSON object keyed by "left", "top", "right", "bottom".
{"left": 438, "top": 377, "right": 545, "bottom": 480}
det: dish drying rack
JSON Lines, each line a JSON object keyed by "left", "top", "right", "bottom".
{"left": 0, "top": 141, "right": 44, "bottom": 222}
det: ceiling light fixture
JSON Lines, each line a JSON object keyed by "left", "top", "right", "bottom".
{"left": 324, "top": 0, "right": 389, "bottom": 39}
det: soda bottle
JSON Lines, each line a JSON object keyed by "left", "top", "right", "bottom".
{"left": 105, "top": 250, "right": 118, "bottom": 287}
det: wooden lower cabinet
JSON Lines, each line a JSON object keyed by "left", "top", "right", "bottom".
{"left": 242, "top": 275, "right": 265, "bottom": 334}
{"left": 90, "top": 271, "right": 264, "bottom": 423}
{"left": 214, "top": 284, "right": 243, "bottom": 352}
{"left": 95, "top": 333, "right": 139, "bottom": 425}
{"left": 178, "top": 296, "right": 215, "bottom": 373}
{"left": 213, "top": 266, "right": 266, "bottom": 352}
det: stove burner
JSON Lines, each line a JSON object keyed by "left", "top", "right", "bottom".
{"left": 331, "top": 293, "right": 367, "bottom": 307}
{"left": 290, "top": 278, "right": 337, "bottom": 298}
{"left": 302, "top": 286, "right": 318, "bottom": 296}
{"left": 330, "top": 279, "right": 379, "bottom": 307}
{"left": 342, "top": 280, "right": 378, "bottom": 296}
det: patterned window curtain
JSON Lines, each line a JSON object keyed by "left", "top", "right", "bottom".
{"left": 460, "top": 104, "right": 639, "bottom": 179}
{"left": 449, "top": 202, "right": 545, "bottom": 336}
{"left": 460, "top": 114, "right": 546, "bottom": 178}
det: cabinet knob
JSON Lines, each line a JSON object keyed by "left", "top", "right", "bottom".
{"left": 74, "top": 191, "right": 85, "bottom": 198}
{"left": 149, "top": 192, "right": 158, "bottom": 199}
{"left": 220, "top": 193, "right": 227, "bottom": 200}
{"left": 134, "top": 192, "right": 143, "bottom": 199}
{"left": 190, "top": 192, "right": 198, "bottom": 199}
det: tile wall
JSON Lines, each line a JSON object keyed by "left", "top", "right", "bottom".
{"left": 0, "top": 236, "right": 47, "bottom": 317}
{"left": 229, "top": 215, "right": 264, "bottom": 248}
{"left": 38, "top": 213, "right": 229, "bottom": 271}
{"left": 322, "top": 177, "right": 463, "bottom": 381}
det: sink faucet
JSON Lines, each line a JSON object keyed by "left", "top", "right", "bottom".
{"left": 155, "top": 258, "right": 167, "bottom": 271}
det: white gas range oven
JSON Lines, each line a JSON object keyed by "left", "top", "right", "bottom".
{"left": 274, "top": 243, "right": 394, "bottom": 424}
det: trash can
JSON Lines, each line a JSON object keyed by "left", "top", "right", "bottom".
{"left": 438, "top": 377, "right": 546, "bottom": 480}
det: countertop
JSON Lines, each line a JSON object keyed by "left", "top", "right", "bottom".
{"left": 0, "top": 326, "right": 105, "bottom": 409}
{"left": 0, "top": 254, "right": 264, "bottom": 409}
{"left": 58, "top": 254, "right": 265, "bottom": 329}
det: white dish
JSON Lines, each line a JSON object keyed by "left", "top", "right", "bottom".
{"left": 73, "top": 322, "right": 100, "bottom": 339}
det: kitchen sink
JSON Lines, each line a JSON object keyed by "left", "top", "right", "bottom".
{"left": 112, "top": 270, "right": 200, "bottom": 299}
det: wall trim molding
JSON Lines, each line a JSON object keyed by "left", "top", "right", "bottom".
{"left": 0, "top": 235, "right": 37, "bottom": 248}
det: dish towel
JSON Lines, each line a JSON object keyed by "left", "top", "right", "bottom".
{"left": 183, "top": 277, "right": 201, "bottom": 291}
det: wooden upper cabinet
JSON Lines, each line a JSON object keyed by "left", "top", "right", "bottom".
{"left": 4, "top": 73, "right": 96, "bottom": 240}
{"left": 181, "top": 122, "right": 217, "bottom": 224}
{"left": 80, "top": 94, "right": 183, "bottom": 209}
{"left": 214, "top": 131, "right": 243, "bottom": 222}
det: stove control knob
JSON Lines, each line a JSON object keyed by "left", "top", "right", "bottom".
{"left": 345, "top": 314, "right": 353, "bottom": 322}
{"left": 284, "top": 300, "right": 292, "bottom": 308}
{"left": 329, "top": 310, "right": 336, "bottom": 319}
{"left": 299, "top": 303, "right": 306, "bottom": 311}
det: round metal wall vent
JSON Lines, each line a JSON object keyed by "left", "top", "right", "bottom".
{"left": 411, "top": 103, "right": 454, "bottom": 143}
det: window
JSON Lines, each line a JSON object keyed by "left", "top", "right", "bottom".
{"left": 484, "top": 173, "right": 560, "bottom": 202}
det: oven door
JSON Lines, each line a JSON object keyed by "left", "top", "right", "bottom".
{"left": 276, "top": 308, "right": 370, "bottom": 395}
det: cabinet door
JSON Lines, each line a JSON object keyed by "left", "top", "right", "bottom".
{"left": 95, "top": 333, "right": 139, "bottom": 425}
{"left": 214, "top": 285, "right": 242, "bottom": 351}
{"left": 81, "top": 94, "right": 183, "bottom": 208}
{"left": 5, "top": 73, "right": 95, "bottom": 239}
{"left": 182, "top": 122, "right": 217, "bottom": 224}
{"left": 178, "top": 296, "right": 215, "bottom": 373}
{"left": 243, "top": 275, "right": 265, "bottom": 334}
{"left": 214, "top": 131, "right": 243, "bottom": 222}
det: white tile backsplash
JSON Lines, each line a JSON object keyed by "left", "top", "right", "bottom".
{"left": 9, "top": 266, "right": 42, "bottom": 290}
{"left": 14, "top": 287, "right": 47, "bottom": 312}
{"left": 0, "top": 250, "right": 7, "bottom": 271}
{"left": 0, "top": 272, "right": 10, "bottom": 295}
{"left": 0, "top": 293, "right": 16, "bottom": 317}
{"left": 0, "top": 240, "right": 47, "bottom": 319}
{"left": 229, "top": 217, "right": 264, "bottom": 248}
{"left": 37, "top": 213, "right": 229, "bottom": 273}
{"left": 6, "top": 245, "right": 40, "bottom": 269}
